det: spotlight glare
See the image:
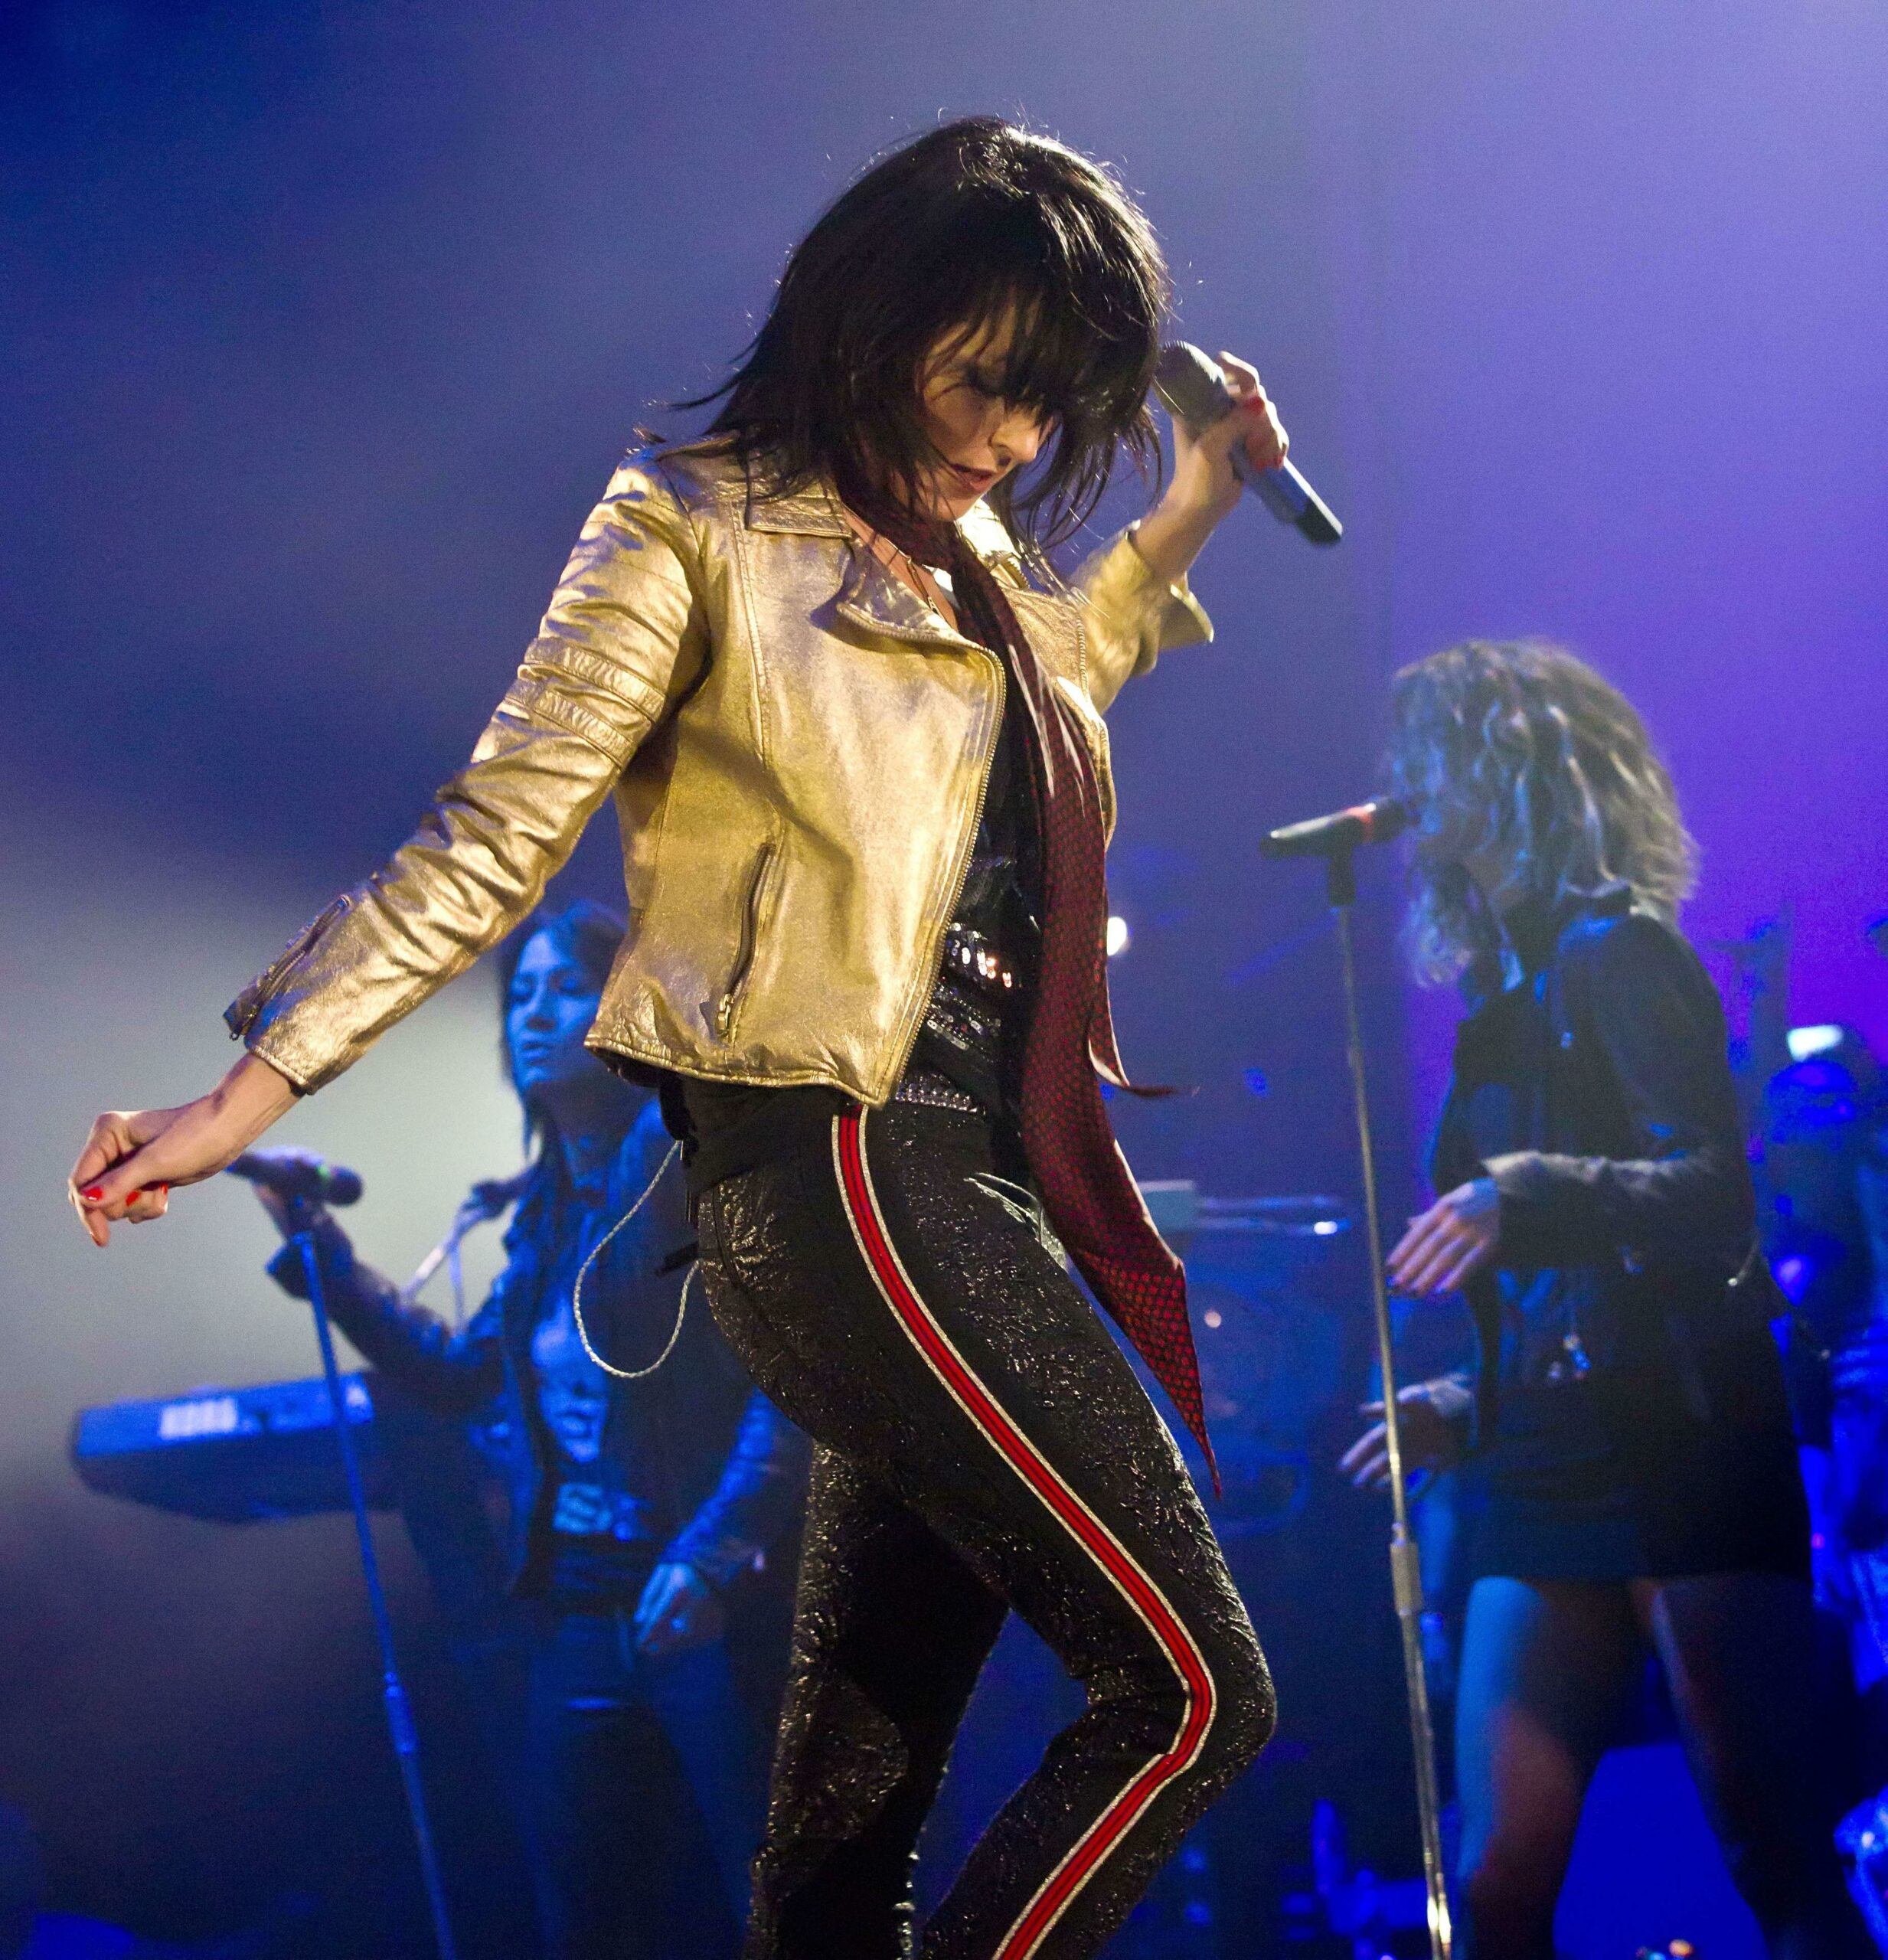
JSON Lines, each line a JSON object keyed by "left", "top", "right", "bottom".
{"left": 1787, "top": 1024, "right": 1844, "bottom": 1061}
{"left": 1106, "top": 914, "right": 1131, "bottom": 958}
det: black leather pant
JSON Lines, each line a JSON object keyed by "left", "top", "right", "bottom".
{"left": 694, "top": 1102, "right": 1275, "bottom": 1960}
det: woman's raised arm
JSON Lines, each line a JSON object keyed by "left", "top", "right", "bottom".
{"left": 1131, "top": 351, "right": 1287, "bottom": 589}
{"left": 1076, "top": 352, "right": 1289, "bottom": 712}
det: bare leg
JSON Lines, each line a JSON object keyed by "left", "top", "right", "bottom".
{"left": 1454, "top": 1577, "right": 1645, "bottom": 1960}
{"left": 1635, "top": 1573, "right": 1868, "bottom": 1960}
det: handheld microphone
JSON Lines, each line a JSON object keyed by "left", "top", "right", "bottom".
{"left": 227, "top": 1150, "right": 365, "bottom": 1207}
{"left": 1261, "top": 797, "right": 1413, "bottom": 860}
{"left": 1153, "top": 342, "right": 1342, "bottom": 546}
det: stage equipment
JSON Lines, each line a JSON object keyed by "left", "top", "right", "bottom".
{"left": 75, "top": 1341, "right": 457, "bottom": 1958}
{"left": 1261, "top": 797, "right": 1411, "bottom": 861}
{"left": 1153, "top": 342, "right": 1343, "bottom": 545}
{"left": 71, "top": 1371, "right": 390, "bottom": 1521}
{"left": 283, "top": 1196, "right": 457, "bottom": 1960}
{"left": 1285, "top": 1798, "right": 1431, "bottom": 1951}
{"left": 1261, "top": 807, "right": 1452, "bottom": 1960}
{"left": 1837, "top": 1785, "right": 1888, "bottom": 1954}
{"left": 400, "top": 1171, "right": 528, "bottom": 1320}
{"left": 227, "top": 1149, "right": 364, "bottom": 1207}
{"left": 1176, "top": 1192, "right": 1354, "bottom": 1544}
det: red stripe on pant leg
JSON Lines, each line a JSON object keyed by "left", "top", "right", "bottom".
{"left": 832, "top": 1109, "right": 1214, "bottom": 1957}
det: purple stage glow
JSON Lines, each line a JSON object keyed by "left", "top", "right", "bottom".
{"left": 2, "top": 3, "right": 1883, "bottom": 1953}
{"left": 1301, "top": 2, "right": 1888, "bottom": 1109}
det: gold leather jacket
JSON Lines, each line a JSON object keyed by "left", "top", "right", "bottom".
{"left": 228, "top": 443, "right": 1212, "bottom": 1105}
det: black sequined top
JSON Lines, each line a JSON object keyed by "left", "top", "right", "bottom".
{"left": 903, "top": 678, "right": 1042, "bottom": 1116}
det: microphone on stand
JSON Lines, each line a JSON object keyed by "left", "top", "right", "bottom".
{"left": 231, "top": 1160, "right": 453, "bottom": 1953}
{"left": 227, "top": 1150, "right": 365, "bottom": 1208}
{"left": 1253, "top": 782, "right": 1453, "bottom": 1949}
{"left": 1261, "top": 796, "right": 1413, "bottom": 861}
{"left": 1153, "top": 342, "right": 1343, "bottom": 546}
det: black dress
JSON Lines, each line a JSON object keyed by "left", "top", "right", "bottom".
{"left": 1433, "top": 886, "right": 1809, "bottom": 1585}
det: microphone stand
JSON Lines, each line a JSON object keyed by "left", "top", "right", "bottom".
{"left": 289, "top": 1204, "right": 459, "bottom": 1960}
{"left": 1296, "top": 845, "right": 1453, "bottom": 1960}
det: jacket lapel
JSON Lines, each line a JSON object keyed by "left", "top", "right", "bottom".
{"left": 743, "top": 475, "right": 851, "bottom": 538}
{"left": 1004, "top": 585, "right": 1083, "bottom": 687}
{"left": 741, "top": 469, "right": 968, "bottom": 650}
{"left": 744, "top": 461, "right": 1066, "bottom": 661}
{"left": 831, "top": 551, "right": 968, "bottom": 649}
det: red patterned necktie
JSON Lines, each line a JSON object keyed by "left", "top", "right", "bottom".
{"left": 854, "top": 492, "right": 1217, "bottom": 1491}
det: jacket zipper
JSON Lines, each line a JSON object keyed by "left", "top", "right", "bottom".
{"left": 884, "top": 646, "right": 1006, "bottom": 1089}
{"left": 715, "top": 838, "right": 779, "bottom": 1040}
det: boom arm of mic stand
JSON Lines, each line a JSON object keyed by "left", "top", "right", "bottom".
{"left": 292, "top": 1218, "right": 460, "bottom": 1960}
{"left": 401, "top": 1207, "right": 481, "bottom": 1320}
{"left": 1325, "top": 847, "right": 1455, "bottom": 1960}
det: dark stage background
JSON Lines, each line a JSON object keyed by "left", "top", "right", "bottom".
{"left": 2, "top": 2, "right": 1883, "bottom": 1954}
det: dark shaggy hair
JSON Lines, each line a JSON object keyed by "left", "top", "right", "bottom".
{"left": 688, "top": 116, "right": 1171, "bottom": 562}
{"left": 495, "top": 897, "right": 632, "bottom": 1147}
{"left": 495, "top": 900, "right": 625, "bottom": 1060}
{"left": 1387, "top": 639, "right": 1699, "bottom": 987}
{"left": 492, "top": 900, "right": 655, "bottom": 1285}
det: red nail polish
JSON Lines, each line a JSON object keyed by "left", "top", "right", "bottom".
{"left": 82, "top": 1186, "right": 104, "bottom": 1202}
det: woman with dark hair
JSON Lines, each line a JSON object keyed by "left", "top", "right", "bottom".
{"left": 1341, "top": 641, "right": 1861, "bottom": 1958}
{"left": 253, "top": 899, "right": 804, "bottom": 1959}
{"left": 73, "top": 118, "right": 1283, "bottom": 1955}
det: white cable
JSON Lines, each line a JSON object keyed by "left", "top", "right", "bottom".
{"left": 570, "top": 1141, "right": 694, "bottom": 1381}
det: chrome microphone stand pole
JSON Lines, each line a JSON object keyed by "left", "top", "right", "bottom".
{"left": 290, "top": 1204, "right": 459, "bottom": 1960}
{"left": 1318, "top": 844, "right": 1453, "bottom": 1960}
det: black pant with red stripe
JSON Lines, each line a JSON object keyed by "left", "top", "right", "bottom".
{"left": 691, "top": 1100, "right": 1275, "bottom": 1960}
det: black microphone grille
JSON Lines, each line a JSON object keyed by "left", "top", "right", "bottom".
{"left": 318, "top": 1163, "right": 366, "bottom": 1206}
{"left": 1366, "top": 795, "right": 1415, "bottom": 844}
{"left": 1151, "top": 343, "right": 1230, "bottom": 431}
{"left": 226, "top": 1151, "right": 364, "bottom": 1207}
{"left": 1259, "top": 795, "right": 1414, "bottom": 860}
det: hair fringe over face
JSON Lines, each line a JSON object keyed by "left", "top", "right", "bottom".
{"left": 681, "top": 116, "right": 1171, "bottom": 564}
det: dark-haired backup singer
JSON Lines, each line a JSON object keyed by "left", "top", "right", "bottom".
{"left": 253, "top": 900, "right": 805, "bottom": 1960}
{"left": 73, "top": 119, "right": 1285, "bottom": 1956}
{"left": 1343, "top": 642, "right": 1863, "bottom": 1960}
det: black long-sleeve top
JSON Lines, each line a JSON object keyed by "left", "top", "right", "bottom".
{"left": 1431, "top": 886, "right": 1805, "bottom": 1582}
{"left": 1432, "top": 885, "right": 1762, "bottom": 1436}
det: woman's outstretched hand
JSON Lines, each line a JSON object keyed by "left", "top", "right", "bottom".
{"left": 1387, "top": 1178, "right": 1502, "bottom": 1301}
{"left": 69, "top": 1051, "right": 299, "bottom": 1247}
{"left": 1134, "top": 350, "right": 1289, "bottom": 588}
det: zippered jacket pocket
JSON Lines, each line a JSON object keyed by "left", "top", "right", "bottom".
{"left": 714, "top": 838, "right": 781, "bottom": 1042}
